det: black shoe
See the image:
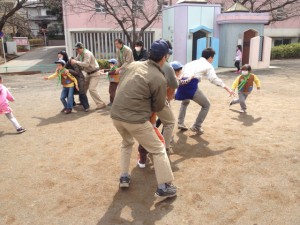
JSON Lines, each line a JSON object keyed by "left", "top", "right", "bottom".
{"left": 64, "top": 109, "right": 72, "bottom": 114}
{"left": 119, "top": 176, "right": 131, "bottom": 188}
{"left": 229, "top": 100, "right": 234, "bottom": 106}
{"left": 154, "top": 183, "right": 177, "bottom": 200}
{"left": 17, "top": 127, "right": 26, "bottom": 134}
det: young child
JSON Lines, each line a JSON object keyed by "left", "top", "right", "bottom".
{"left": 0, "top": 76, "right": 26, "bottom": 134}
{"left": 234, "top": 45, "right": 243, "bottom": 73}
{"left": 44, "top": 59, "right": 79, "bottom": 114}
{"left": 230, "top": 64, "right": 261, "bottom": 113}
{"left": 100, "top": 59, "right": 119, "bottom": 106}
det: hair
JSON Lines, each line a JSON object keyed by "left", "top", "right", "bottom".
{"left": 201, "top": 48, "right": 215, "bottom": 60}
{"left": 241, "top": 64, "right": 251, "bottom": 71}
{"left": 135, "top": 40, "right": 143, "bottom": 47}
{"left": 237, "top": 45, "right": 242, "bottom": 51}
{"left": 114, "top": 39, "right": 124, "bottom": 44}
{"left": 58, "top": 50, "right": 69, "bottom": 64}
{"left": 0, "top": 76, "right": 2, "bottom": 82}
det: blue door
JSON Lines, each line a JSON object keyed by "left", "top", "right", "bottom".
{"left": 196, "top": 37, "right": 206, "bottom": 60}
{"left": 211, "top": 37, "right": 219, "bottom": 68}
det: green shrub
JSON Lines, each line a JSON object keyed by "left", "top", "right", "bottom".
{"left": 97, "top": 59, "right": 110, "bottom": 69}
{"left": 271, "top": 43, "right": 300, "bottom": 59}
{"left": 29, "top": 38, "right": 44, "bottom": 46}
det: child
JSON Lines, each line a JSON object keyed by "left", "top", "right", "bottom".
{"left": 230, "top": 64, "right": 261, "bottom": 113}
{"left": 234, "top": 45, "right": 242, "bottom": 73}
{"left": 100, "top": 59, "right": 119, "bottom": 106}
{"left": 44, "top": 59, "right": 79, "bottom": 114}
{"left": 0, "top": 76, "right": 26, "bottom": 134}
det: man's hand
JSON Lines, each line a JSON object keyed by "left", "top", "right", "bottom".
{"left": 70, "top": 59, "right": 76, "bottom": 65}
{"left": 224, "top": 86, "right": 235, "bottom": 97}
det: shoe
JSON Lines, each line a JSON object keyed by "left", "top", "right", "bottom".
{"left": 190, "top": 126, "right": 204, "bottom": 135}
{"left": 229, "top": 100, "right": 234, "bottom": 106}
{"left": 137, "top": 160, "right": 146, "bottom": 169}
{"left": 95, "top": 104, "right": 106, "bottom": 110}
{"left": 239, "top": 109, "right": 247, "bottom": 113}
{"left": 84, "top": 108, "right": 90, "bottom": 112}
{"left": 64, "top": 109, "right": 72, "bottom": 114}
{"left": 154, "top": 183, "right": 177, "bottom": 200}
{"left": 107, "top": 102, "right": 113, "bottom": 107}
{"left": 61, "top": 108, "right": 66, "bottom": 113}
{"left": 178, "top": 123, "right": 188, "bottom": 131}
{"left": 119, "top": 176, "right": 131, "bottom": 188}
{"left": 17, "top": 127, "right": 26, "bottom": 134}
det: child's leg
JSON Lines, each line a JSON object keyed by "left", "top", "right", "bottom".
{"left": 238, "top": 92, "right": 248, "bottom": 110}
{"left": 5, "top": 112, "right": 21, "bottom": 129}
{"left": 66, "top": 87, "right": 74, "bottom": 109}
{"left": 60, "top": 87, "right": 68, "bottom": 109}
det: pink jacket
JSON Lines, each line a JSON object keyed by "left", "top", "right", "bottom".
{"left": 0, "top": 84, "right": 14, "bottom": 114}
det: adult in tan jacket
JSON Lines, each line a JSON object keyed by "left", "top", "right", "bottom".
{"left": 114, "top": 39, "right": 134, "bottom": 75}
{"left": 111, "top": 39, "right": 177, "bottom": 201}
{"left": 70, "top": 42, "right": 106, "bottom": 110}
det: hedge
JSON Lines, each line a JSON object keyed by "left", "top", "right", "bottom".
{"left": 29, "top": 38, "right": 44, "bottom": 46}
{"left": 271, "top": 43, "right": 300, "bottom": 59}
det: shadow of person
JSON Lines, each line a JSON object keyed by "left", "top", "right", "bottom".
{"left": 0, "top": 130, "right": 23, "bottom": 137}
{"left": 97, "top": 167, "right": 176, "bottom": 225}
{"left": 170, "top": 131, "right": 234, "bottom": 171}
{"left": 230, "top": 110, "right": 262, "bottom": 127}
{"left": 33, "top": 111, "right": 89, "bottom": 127}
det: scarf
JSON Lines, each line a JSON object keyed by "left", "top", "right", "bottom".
{"left": 238, "top": 73, "right": 251, "bottom": 91}
{"left": 57, "top": 68, "right": 66, "bottom": 86}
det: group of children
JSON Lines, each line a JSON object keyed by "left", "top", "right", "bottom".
{"left": 1, "top": 51, "right": 260, "bottom": 134}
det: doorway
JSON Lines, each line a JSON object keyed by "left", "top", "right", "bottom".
{"left": 242, "top": 29, "right": 257, "bottom": 64}
{"left": 192, "top": 30, "right": 206, "bottom": 60}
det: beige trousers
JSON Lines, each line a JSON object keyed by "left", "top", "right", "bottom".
{"left": 157, "top": 101, "right": 175, "bottom": 148}
{"left": 112, "top": 119, "right": 174, "bottom": 185}
{"left": 84, "top": 72, "right": 105, "bottom": 107}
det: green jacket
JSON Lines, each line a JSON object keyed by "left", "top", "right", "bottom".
{"left": 111, "top": 60, "right": 167, "bottom": 123}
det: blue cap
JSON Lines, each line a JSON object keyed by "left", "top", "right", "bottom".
{"left": 150, "top": 40, "right": 169, "bottom": 59}
{"left": 54, "top": 59, "right": 66, "bottom": 66}
{"left": 108, "top": 59, "right": 118, "bottom": 64}
{"left": 170, "top": 61, "right": 183, "bottom": 70}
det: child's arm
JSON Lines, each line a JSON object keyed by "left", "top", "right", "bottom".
{"left": 6, "top": 87, "right": 15, "bottom": 102}
{"left": 253, "top": 74, "right": 261, "bottom": 90}
{"left": 44, "top": 72, "right": 58, "bottom": 80}
{"left": 231, "top": 75, "right": 240, "bottom": 91}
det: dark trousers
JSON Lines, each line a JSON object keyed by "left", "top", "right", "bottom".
{"left": 234, "top": 60, "right": 241, "bottom": 71}
{"left": 109, "top": 82, "right": 118, "bottom": 103}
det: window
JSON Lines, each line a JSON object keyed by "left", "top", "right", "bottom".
{"left": 95, "top": 3, "right": 106, "bottom": 13}
{"left": 274, "top": 39, "right": 291, "bottom": 46}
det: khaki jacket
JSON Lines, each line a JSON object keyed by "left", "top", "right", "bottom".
{"left": 116, "top": 45, "right": 134, "bottom": 70}
{"left": 75, "top": 49, "right": 99, "bottom": 74}
{"left": 111, "top": 60, "right": 167, "bottom": 123}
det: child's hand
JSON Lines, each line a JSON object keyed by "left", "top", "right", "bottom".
{"left": 65, "top": 69, "right": 69, "bottom": 74}
{"left": 75, "top": 85, "right": 79, "bottom": 91}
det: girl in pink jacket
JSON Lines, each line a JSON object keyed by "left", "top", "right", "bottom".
{"left": 0, "top": 76, "right": 26, "bottom": 133}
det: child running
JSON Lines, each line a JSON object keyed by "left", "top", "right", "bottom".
{"left": 44, "top": 59, "right": 79, "bottom": 114}
{"left": 0, "top": 76, "right": 26, "bottom": 134}
{"left": 230, "top": 64, "right": 261, "bottom": 113}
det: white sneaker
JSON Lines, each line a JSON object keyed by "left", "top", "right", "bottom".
{"left": 239, "top": 109, "right": 247, "bottom": 113}
{"left": 137, "top": 160, "right": 146, "bottom": 169}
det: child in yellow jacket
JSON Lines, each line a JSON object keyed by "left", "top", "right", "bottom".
{"left": 44, "top": 59, "right": 79, "bottom": 114}
{"left": 230, "top": 64, "right": 261, "bottom": 113}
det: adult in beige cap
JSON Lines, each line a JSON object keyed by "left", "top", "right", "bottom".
{"left": 70, "top": 42, "right": 106, "bottom": 110}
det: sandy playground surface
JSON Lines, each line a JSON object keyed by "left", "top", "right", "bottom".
{"left": 0, "top": 59, "right": 299, "bottom": 225}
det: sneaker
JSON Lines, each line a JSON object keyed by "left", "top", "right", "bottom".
{"left": 229, "top": 100, "right": 234, "bottom": 106}
{"left": 84, "top": 108, "right": 90, "bottom": 112}
{"left": 107, "top": 102, "right": 113, "bottom": 107}
{"left": 137, "top": 160, "right": 146, "bottom": 169}
{"left": 178, "top": 123, "right": 188, "bottom": 131}
{"left": 119, "top": 176, "right": 131, "bottom": 188}
{"left": 64, "top": 109, "right": 72, "bottom": 114}
{"left": 16, "top": 127, "right": 26, "bottom": 134}
{"left": 61, "top": 108, "right": 66, "bottom": 113}
{"left": 154, "top": 183, "right": 177, "bottom": 200}
{"left": 96, "top": 104, "right": 106, "bottom": 110}
{"left": 239, "top": 109, "right": 247, "bottom": 113}
{"left": 190, "top": 126, "right": 204, "bottom": 135}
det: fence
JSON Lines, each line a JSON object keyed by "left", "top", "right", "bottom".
{"left": 70, "top": 31, "right": 155, "bottom": 59}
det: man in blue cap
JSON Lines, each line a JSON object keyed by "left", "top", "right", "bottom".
{"left": 111, "top": 39, "right": 177, "bottom": 200}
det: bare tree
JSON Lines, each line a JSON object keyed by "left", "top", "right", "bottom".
{"left": 64, "top": 0, "right": 166, "bottom": 47}
{"left": 209, "top": 0, "right": 300, "bottom": 23}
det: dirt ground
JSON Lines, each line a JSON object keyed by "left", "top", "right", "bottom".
{"left": 1, "top": 59, "right": 299, "bottom": 225}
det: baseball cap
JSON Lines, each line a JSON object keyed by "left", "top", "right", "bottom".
{"left": 74, "top": 42, "right": 84, "bottom": 49}
{"left": 170, "top": 61, "right": 183, "bottom": 70}
{"left": 54, "top": 59, "right": 66, "bottom": 66}
{"left": 150, "top": 40, "right": 169, "bottom": 59}
{"left": 108, "top": 59, "right": 118, "bottom": 64}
